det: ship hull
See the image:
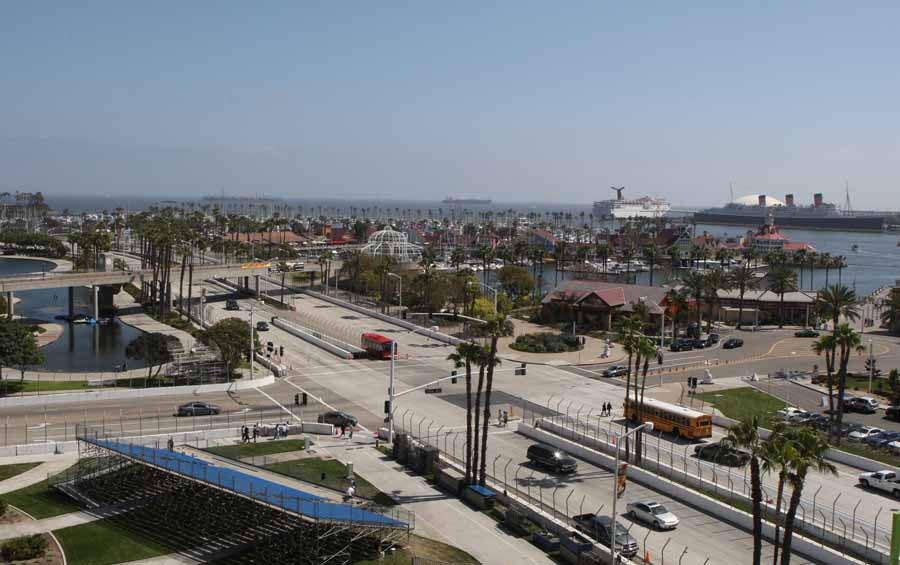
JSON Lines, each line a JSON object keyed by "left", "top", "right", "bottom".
{"left": 693, "top": 211, "right": 884, "bottom": 232}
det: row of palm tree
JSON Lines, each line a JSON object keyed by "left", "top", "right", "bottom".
{"left": 728, "top": 418, "right": 835, "bottom": 565}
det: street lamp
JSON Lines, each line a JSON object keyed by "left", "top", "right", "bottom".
{"left": 387, "top": 272, "right": 402, "bottom": 318}
{"left": 610, "top": 421, "right": 654, "bottom": 563}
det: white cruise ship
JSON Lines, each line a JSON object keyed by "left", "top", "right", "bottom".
{"left": 592, "top": 187, "right": 671, "bottom": 219}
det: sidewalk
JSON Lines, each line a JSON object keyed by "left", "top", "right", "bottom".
{"left": 324, "top": 441, "right": 553, "bottom": 565}
{"left": 0, "top": 453, "right": 78, "bottom": 495}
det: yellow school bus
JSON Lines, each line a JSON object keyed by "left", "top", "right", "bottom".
{"left": 624, "top": 397, "right": 712, "bottom": 439}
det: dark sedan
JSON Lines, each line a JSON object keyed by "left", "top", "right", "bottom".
{"left": 722, "top": 337, "right": 744, "bottom": 349}
{"left": 864, "top": 431, "right": 900, "bottom": 449}
{"left": 175, "top": 402, "right": 221, "bottom": 417}
{"left": 603, "top": 365, "right": 629, "bottom": 378}
{"left": 794, "top": 329, "right": 820, "bottom": 338}
{"left": 317, "top": 411, "right": 358, "bottom": 428}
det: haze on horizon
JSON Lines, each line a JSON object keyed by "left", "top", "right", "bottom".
{"left": 1, "top": 1, "right": 899, "bottom": 210}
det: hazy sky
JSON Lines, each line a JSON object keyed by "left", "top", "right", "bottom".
{"left": 2, "top": 1, "right": 899, "bottom": 208}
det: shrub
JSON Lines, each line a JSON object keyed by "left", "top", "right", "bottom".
{"left": 510, "top": 332, "right": 582, "bottom": 353}
{"left": 0, "top": 499, "right": 7, "bottom": 517}
{"left": 1, "top": 535, "right": 48, "bottom": 561}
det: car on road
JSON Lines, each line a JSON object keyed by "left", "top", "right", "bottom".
{"left": 886, "top": 406, "right": 900, "bottom": 421}
{"left": 864, "top": 431, "right": 900, "bottom": 449}
{"left": 858, "top": 470, "right": 900, "bottom": 496}
{"left": 225, "top": 299, "right": 240, "bottom": 311}
{"left": 689, "top": 337, "right": 708, "bottom": 349}
{"left": 626, "top": 500, "right": 679, "bottom": 530}
{"left": 317, "top": 411, "right": 358, "bottom": 428}
{"left": 669, "top": 339, "right": 694, "bottom": 352}
{"left": 602, "top": 365, "right": 629, "bottom": 378}
{"left": 848, "top": 426, "right": 883, "bottom": 442}
{"left": 572, "top": 514, "right": 639, "bottom": 557}
{"left": 694, "top": 441, "right": 750, "bottom": 466}
{"left": 775, "top": 407, "right": 807, "bottom": 422}
{"left": 794, "top": 329, "right": 820, "bottom": 338}
{"left": 526, "top": 443, "right": 578, "bottom": 474}
{"left": 256, "top": 321, "right": 270, "bottom": 332}
{"left": 722, "top": 337, "right": 744, "bottom": 349}
{"left": 706, "top": 333, "right": 721, "bottom": 346}
{"left": 846, "top": 397, "right": 880, "bottom": 413}
{"left": 833, "top": 421, "right": 866, "bottom": 437}
{"left": 175, "top": 401, "right": 221, "bottom": 417}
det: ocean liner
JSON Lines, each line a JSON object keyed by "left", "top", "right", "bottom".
{"left": 592, "top": 187, "right": 671, "bottom": 219}
{"left": 442, "top": 197, "right": 492, "bottom": 205}
{"left": 694, "top": 193, "right": 884, "bottom": 232}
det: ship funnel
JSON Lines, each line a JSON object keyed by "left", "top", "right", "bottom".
{"left": 611, "top": 186, "right": 625, "bottom": 201}
{"left": 785, "top": 194, "right": 794, "bottom": 206}
{"left": 813, "top": 193, "right": 823, "bottom": 208}
{"left": 758, "top": 195, "right": 767, "bottom": 207}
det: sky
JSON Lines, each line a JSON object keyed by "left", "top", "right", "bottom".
{"left": 1, "top": 1, "right": 899, "bottom": 209}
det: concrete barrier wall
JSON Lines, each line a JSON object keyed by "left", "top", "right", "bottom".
{"left": 270, "top": 317, "right": 353, "bottom": 359}
{"left": 0, "top": 375, "right": 275, "bottom": 409}
{"left": 519, "top": 422, "right": 877, "bottom": 565}
{"left": 302, "top": 289, "right": 462, "bottom": 346}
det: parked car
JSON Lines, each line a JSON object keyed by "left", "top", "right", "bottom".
{"left": 572, "top": 514, "right": 639, "bottom": 557}
{"left": 694, "top": 441, "right": 750, "bottom": 466}
{"left": 175, "top": 402, "right": 221, "bottom": 417}
{"left": 775, "top": 407, "right": 806, "bottom": 421}
{"left": 256, "top": 321, "right": 270, "bottom": 332}
{"left": 317, "top": 411, "right": 358, "bottom": 428}
{"left": 805, "top": 414, "right": 831, "bottom": 430}
{"left": 669, "top": 339, "right": 694, "bottom": 352}
{"left": 794, "top": 329, "right": 820, "bottom": 338}
{"left": 690, "top": 337, "right": 708, "bottom": 349}
{"left": 858, "top": 470, "right": 900, "bottom": 496}
{"left": 602, "top": 365, "right": 629, "bottom": 378}
{"left": 846, "top": 397, "right": 880, "bottom": 413}
{"left": 225, "top": 299, "right": 240, "bottom": 311}
{"left": 526, "top": 444, "right": 578, "bottom": 474}
{"left": 848, "top": 426, "right": 883, "bottom": 442}
{"left": 834, "top": 421, "right": 866, "bottom": 437}
{"left": 722, "top": 338, "right": 744, "bottom": 349}
{"left": 626, "top": 500, "right": 679, "bottom": 530}
{"left": 706, "top": 333, "right": 721, "bottom": 346}
{"left": 886, "top": 406, "right": 900, "bottom": 422}
{"left": 864, "top": 431, "right": 900, "bottom": 449}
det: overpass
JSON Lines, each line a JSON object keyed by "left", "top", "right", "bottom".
{"left": 0, "top": 262, "right": 271, "bottom": 318}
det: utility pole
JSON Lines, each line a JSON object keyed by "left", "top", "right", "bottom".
{"left": 388, "top": 340, "right": 396, "bottom": 443}
{"left": 868, "top": 340, "right": 874, "bottom": 394}
{"left": 249, "top": 305, "right": 255, "bottom": 381}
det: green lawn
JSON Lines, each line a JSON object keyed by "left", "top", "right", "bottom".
{"left": 54, "top": 519, "right": 170, "bottom": 565}
{"left": 264, "top": 457, "right": 389, "bottom": 503}
{"left": 0, "top": 379, "right": 92, "bottom": 394}
{"left": 0, "top": 462, "right": 40, "bottom": 482}
{"left": 695, "top": 387, "right": 786, "bottom": 427}
{"left": 0, "top": 479, "right": 81, "bottom": 519}
{"left": 205, "top": 438, "right": 306, "bottom": 460}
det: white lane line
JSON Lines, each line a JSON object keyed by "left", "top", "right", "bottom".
{"left": 280, "top": 378, "right": 372, "bottom": 434}
{"left": 253, "top": 387, "right": 303, "bottom": 424}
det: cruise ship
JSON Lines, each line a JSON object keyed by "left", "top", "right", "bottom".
{"left": 442, "top": 197, "right": 492, "bottom": 206}
{"left": 592, "top": 187, "right": 671, "bottom": 219}
{"left": 694, "top": 193, "right": 885, "bottom": 232}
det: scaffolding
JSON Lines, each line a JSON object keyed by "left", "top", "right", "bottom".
{"left": 165, "top": 342, "right": 229, "bottom": 384}
{"left": 51, "top": 427, "right": 412, "bottom": 564}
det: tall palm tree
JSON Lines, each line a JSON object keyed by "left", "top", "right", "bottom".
{"left": 727, "top": 416, "right": 769, "bottom": 565}
{"left": 617, "top": 314, "right": 644, "bottom": 460}
{"left": 667, "top": 246, "right": 682, "bottom": 279}
{"left": 478, "top": 314, "right": 508, "bottom": 485}
{"left": 881, "top": 291, "right": 900, "bottom": 334}
{"left": 642, "top": 245, "right": 660, "bottom": 286}
{"left": 762, "top": 424, "right": 795, "bottom": 565}
{"left": 681, "top": 271, "right": 707, "bottom": 329}
{"left": 447, "top": 342, "right": 482, "bottom": 485}
{"left": 730, "top": 266, "right": 759, "bottom": 329}
{"left": 832, "top": 324, "right": 866, "bottom": 444}
{"left": 703, "top": 269, "right": 731, "bottom": 332}
{"left": 767, "top": 267, "right": 797, "bottom": 328}
{"left": 779, "top": 429, "right": 837, "bottom": 565}
{"left": 817, "top": 285, "right": 858, "bottom": 332}
{"left": 811, "top": 335, "right": 838, "bottom": 433}
{"left": 596, "top": 243, "right": 612, "bottom": 276}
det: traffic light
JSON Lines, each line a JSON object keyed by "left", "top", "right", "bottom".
{"left": 514, "top": 363, "right": 527, "bottom": 376}
{"left": 301, "top": 392, "right": 308, "bottom": 406}
{"left": 384, "top": 400, "right": 391, "bottom": 414}
{"left": 294, "top": 394, "right": 300, "bottom": 406}
{"left": 451, "top": 370, "right": 458, "bottom": 384}
{"left": 279, "top": 345, "right": 284, "bottom": 357}
{"left": 866, "top": 358, "right": 876, "bottom": 372}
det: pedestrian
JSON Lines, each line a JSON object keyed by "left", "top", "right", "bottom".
{"left": 167, "top": 437, "right": 174, "bottom": 451}
{"left": 503, "top": 411, "right": 509, "bottom": 427}
{"left": 283, "top": 423, "right": 290, "bottom": 438}
{"left": 240, "top": 425, "right": 247, "bottom": 443}
{"left": 498, "top": 408, "right": 503, "bottom": 426}
{"left": 252, "top": 423, "right": 259, "bottom": 442}
{"left": 348, "top": 425, "right": 353, "bottom": 439}
{"left": 339, "top": 424, "right": 346, "bottom": 438}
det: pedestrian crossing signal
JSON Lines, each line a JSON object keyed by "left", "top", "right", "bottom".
{"left": 451, "top": 370, "right": 458, "bottom": 384}
{"left": 515, "top": 363, "right": 527, "bottom": 376}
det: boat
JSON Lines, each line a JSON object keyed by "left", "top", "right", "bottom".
{"left": 592, "top": 187, "right": 671, "bottom": 219}
{"left": 694, "top": 193, "right": 885, "bottom": 232}
{"left": 442, "top": 197, "right": 492, "bottom": 206}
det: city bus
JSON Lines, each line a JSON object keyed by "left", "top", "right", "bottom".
{"left": 624, "top": 397, "right": 712, "bottom": 439}
{"left": 361, "top": 333, "right": 396, "bottom": 360}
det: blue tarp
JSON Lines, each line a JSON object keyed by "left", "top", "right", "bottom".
{"left": 86, "top": 438, "right": 406, "bottom": 528}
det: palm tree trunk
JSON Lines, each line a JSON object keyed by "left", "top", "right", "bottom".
{"left": 465, "top": 360, "right": 473, "bottom": 485}
{"left": 737, "top": 287, "right": 745, "bottom": 329}
{"left": 471, "top": 365, "right": 485, "bottom": 485}
{"left": 750, "top": 457, "right": 763, "bottom": 565}
{"left": 478, "top": 336, "right": 500, "bottom": 484}
{"left": 772, "top": 472, "right": 786, "bottom": 565}
{"left": 779, "top": 481, "right": 804, "bottom": 565}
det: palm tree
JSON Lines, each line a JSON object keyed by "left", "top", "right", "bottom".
{"left": 596, "top": 243, "right": 612, "bottom": 276}
{"left": 881, "top": 291, "right": 900, "bottom": 334}
{"left": 681, "top": 271, "right": 707, "bottom": 329}
{"left": 478, "top": 314, "right": 509, "bottom": 485}
{"left": 768, "top": 267, "right": 797, "bottom": 328}
{"left": 620, "top": 246, "right": 636, "bottom": 283}
{"left": 617, "top": 314, "right": 644, "bottom": 460}
{"left": 762, "top": 424, "right": 794, "bottom": 565}
{"left": 633, "top": 335, "right": 658, "bottom": 465}
{"left": 703, "top": 269, "right": 731, "bottom": 332}
{"left": 667, "top": 246, "right": 682, "bottom": 278}
{"left": 664, "top": 287, "right": 690, "bottom": 338}
{"left": 832, "top": 323, "right": 866, "bottom": 444}
{"left": 447, "top": 342, "right": 482, "bottom": 485}
{"left": 642, "top": 245, "right": 660, "bottom": 286}
{"left": 730, "top": 266, "right": 759, "bottom": 329}
{"left": 779, "top": 429, "right": 837, "bottom": 565}
{"left": 727, "top": 416, "right": 769, "bottom": 565}
{"left": 450, "top": 246, "right": 466, "bottom": 271}
{"left": 812, "top": 335, "right": 838, "bottom": 433}
{"left": 817, "top": 285, "right": 859, "bottom": 333}
{"left": 793, "top": 249, "right": 807, "bottom": 289}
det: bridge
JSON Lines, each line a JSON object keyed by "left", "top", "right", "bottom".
{"left": 0, "top": 262, "right": 270, "bottom": 318}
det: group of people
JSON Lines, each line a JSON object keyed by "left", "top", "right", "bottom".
{"left": 336, "top": 424, "right": 354, "bottom": 439}
{"left": 599, "top": 402, "right": 614, "bottom": 417}
{"left": 272, "top": 423, "right": 291, "bottom": 439}
{"left": 241, "top": 423, "right": 292, "bottom": 443}
{"left": 240, "top": 424, "right": 259, "bottom": 443}
{"left": 497, "top": 409, "right": 510, "bottom": 427}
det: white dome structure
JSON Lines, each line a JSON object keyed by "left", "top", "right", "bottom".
{"left": 733, "top": 194, "right": 784, "bottom": 207}
{"left": 362, "top": 227, "right": 422, "bottom": 263}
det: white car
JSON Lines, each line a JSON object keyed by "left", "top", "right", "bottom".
{"left": 775, "top": 407, "right": 805, "bottom": 421}
{"left": 848, "top": 426, "right": 883, "bottom": 442}
{"left": 886, "top": 441, "right": 900, "bottom": 456}
{"left": 626, "top": 500, "right": 679, "bottom": 530}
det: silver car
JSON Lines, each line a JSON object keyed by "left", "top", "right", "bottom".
{"left": 626, "top": 500, "right": 679, "bottom": 530}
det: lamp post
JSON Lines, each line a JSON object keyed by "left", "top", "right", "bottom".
{"left": 388, "top": 272, "right": 402, "bottom": 318}
{"left": 388, "top": 340, "right": 397, "bottom": 443}
{"left": 610, "top": 421, "right": 654, "bottom": 563}
{"left": 249, "top": 304, "right": 255, "bottom": 381}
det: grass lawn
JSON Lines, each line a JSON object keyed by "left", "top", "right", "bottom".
{"left": 0, "top": 462, "right": 40, "bottom": 482}
{"left": 695, "top": 387, "right": 786, "bottom": 427}
{"left": 264, "top": 457, "right": 390, "bottom": 503}
{"left": 54, "top": 519, "right": 170, "bottom": 565}
{"left": 205, "top": 438, "right": 306, "bottom": 460}
{"left": 354, "top": 534, "right": 479, "bottom": 564}
{"left": 0, "top": 479, "right": 81, "bottom": 519}
{"left": 0, "top": 379, "right": 92, "bottom": 394}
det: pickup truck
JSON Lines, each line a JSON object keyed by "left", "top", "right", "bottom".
{"left": 572, "top": 513, "right": 638, "bottom": 557}
{"left": 858, "top": 470, "right": 900, "bottom": 496}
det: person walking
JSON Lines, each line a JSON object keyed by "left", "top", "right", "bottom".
{"left": 252, "top": 423, "right": 259, "bottom": 443}
{"left": 348, "top": 425, "right": 353, "bottom": 439}
{"left": 339, "top": 424, "right": 346, "bottom": 438}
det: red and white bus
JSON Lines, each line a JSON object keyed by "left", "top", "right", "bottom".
{"left": 361, "top": 333, "right": 396, "bottom": 360}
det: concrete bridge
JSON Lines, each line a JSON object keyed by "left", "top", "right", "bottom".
{"left": 0, "top": 262, "right": 270, "bottom": 318}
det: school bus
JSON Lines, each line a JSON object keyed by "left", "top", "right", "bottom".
{"left": 624, "top": 397, "right": 712, "bottom": 439}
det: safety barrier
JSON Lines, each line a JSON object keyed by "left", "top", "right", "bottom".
{"left": 270, "top": 317, "right": 358, "bottom": 359}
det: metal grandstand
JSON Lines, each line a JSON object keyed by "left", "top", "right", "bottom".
{"left": 50, "top": 427, "right": 412, "bottom": 564}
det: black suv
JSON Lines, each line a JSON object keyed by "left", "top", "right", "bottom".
{"left": 694, "top": 441, "right": 750, "bottom": 466}
{"left": 225, "top": 299, "right": 240, "bottom": 311}
{"left": 317, "top": 411, "right": 358, "bottom": 428}
{"left": 526, "top": 443, "right": 578, "bottom": 474}
{"left": 669, "top": 339, "right": 694, "bottom": 352}
{"left": 594, "top": 516, "right": 639, "bottom": 558}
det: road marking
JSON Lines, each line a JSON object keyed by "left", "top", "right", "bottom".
{"left": 252, "top": 387, "right": 303, "bottom": 424}
{"left": 280, "top": 378, "right": 372, "bottom": 433}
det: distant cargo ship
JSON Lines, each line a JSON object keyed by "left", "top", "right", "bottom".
{"left": 593, "top": 187, "right": 671, "bottom": 219}
{"left": 694, "top": 193, "right": 885, "bottom": 232}
{"left": 442, "top": 197, "right": 492, "bottom": 205}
